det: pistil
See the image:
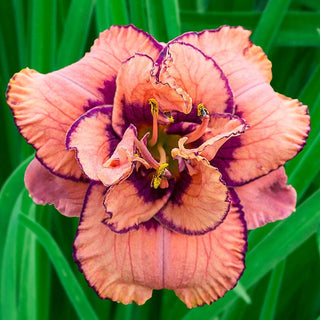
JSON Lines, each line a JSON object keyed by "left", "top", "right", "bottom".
{"left": 135, "top": 137, "right": 159, "bottom": 169}
{"left": 157, "top": 143, "right": 167, "bottom": 164}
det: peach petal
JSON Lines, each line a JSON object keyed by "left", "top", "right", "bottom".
{"left": 74, "top": 183, "right": 154, "bottom": 305}
{"left": 112, "top": 53, "right": 191, "bottom": 137}
{"left": 7, "top": 25, "right": 162, "bottom": 179}
{"left": 74, "top": 184, "right": 246, "bottom": 307}
{"left": 66, "top": 106, "right": 118, "bottom": 176}
{"left": 159, "top": 42, "right": 234, "bottom": 115}
{"left": 155, "top": 158, "right": 230, "bottom": 235}
{"left": 175, "top": 26, "right": 310, "bottom": 184}
{"left": 171, "top": 200, "right": 246, "bottom": 308}
{"left": 214, "top": 94, "right": 309, "bottom": 185}
{"left": 67, "top": 107, "right": 136, "bottom": 186}
{"left": 25, "top": 158, "right": 88, "bottom": 217}
{"left": 234, "top": 166, "right": 297, "bottom": 229}
{"left": 103, "top": 173, "right": 173, "bottom": 233}
{"left": 175, "top": 26, "right": 272, "bottom": 83}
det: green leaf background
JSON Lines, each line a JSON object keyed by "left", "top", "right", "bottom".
{"left": 1, "top": 0, "right": 320, "bottom": 319}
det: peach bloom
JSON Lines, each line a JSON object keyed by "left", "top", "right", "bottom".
{"left": 7, "top": 25, "right": 310, "bottom": 308}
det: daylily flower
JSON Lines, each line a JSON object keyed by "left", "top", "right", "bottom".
{"left": 7, "top": 25, "right": 310, "bottom": 308}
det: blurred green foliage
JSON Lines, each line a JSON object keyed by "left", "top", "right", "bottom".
{"left": 1, "top": 0, "right": 320, "bottom": 319}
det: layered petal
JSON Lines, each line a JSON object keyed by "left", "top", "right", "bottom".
{"left": 103, "top": 171, "right": 174, "bottom": 233}
{"left": 175, "top": 113, "right": 247, "bottom": 161}
{"left": 25, "top": 158, "right": 88, "bottom": 217}
{"left": 235, "top": 166, "right": 297, "bottom": 229}
{"left": 7, "top": 25, "right": 162, "bottom": 179}
{"left": 171, "top": 198, "right": 246, "bottom": 307}
{"left": 174, "top": 26, "right": 272, "bottom": 83}
{"left": 67, "top": 107, "right": 136, "bottom": 186}
{"left": 213, "top": 94, "right": 309, "bottom": 185}
{"left": 74, "top": 183, "right": 247, "bottom": 307}
{"left": 159, "top": 42, "right": 234, "bottom": 122}
{"left": 112, "top": 53, "right": 192, "bottom": 137}
{"left": 175, "top": 26, "right": 310, "bottom": 185}
{"left": 155, "top": 158, "right": 230, "bottom": 235}
{"left": 199, "top": 113, "right": 247, "bottom": 160}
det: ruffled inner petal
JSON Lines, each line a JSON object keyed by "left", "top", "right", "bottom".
{"left": 112, "top": 53, "right": 192, "bottom": 137}
{"left": 67, "top": 107, "right": 136, "bottom": 186}
{"left": 159, "top": 42, "right": 234, "bottom": 120}
{"left": 7, "top": 25, "right": 162, "bottom": 180}
{"left": 103, "top": 171, "right": 174, "bottom": 233}
{"left": 235, "top": 166, "right": 297, "bottom": 229}
{"left": 175, "top": 26, "right": 310, "bottom": 185}
{"left": 74, "top": 183, "right": 246, "bottom": 308}
{"left": 155, "top": 158, "right": 229, "bottom": 235}
{"left": 175, "top": 113, "right": 247, "bottom": 161}
{"left": 25, "top": 158, "right": 88, "bottom": 217}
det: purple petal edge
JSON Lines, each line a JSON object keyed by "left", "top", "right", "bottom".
{"left": 72, "top": 182, "right": 109, "bottom": 299}
{"left": 65, "top": 105, "right": 120, "bottom": 182}
{"left": 160, "top": 40, "right": 234, "bottom": 115}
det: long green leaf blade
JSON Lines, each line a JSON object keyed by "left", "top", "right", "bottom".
{"left": 180, "top": 11, "right": 320, "bottom": 47}
{"left": 161, "top": 0, "right": 181, "bottom": 40}
{"left": 109, "top": 0, "right": 129, "bottom": 25}
{"left": 128, "top": 0, "right": 147, "bottom": 30}
{"left": 251, "top": 0, "right": 292, "bottom": 53}
{"left": 0, "top": 190, "right": 25, "bottom": 320}
{"left": 30, "top": 0, "right": 56, "bottom": 72}
{"left": 259, "top": 260, "right": 286, "bottom": 320}
{"left": 287, "top": 131, "right": 320, "bottom": 201}
{"left": 57, "top": 0, "right": 96, "bottom": 68}
{"left": 96, "top": 0, "right": 110, "bottom": 32}
{"left": 0, "top": 155, "right": 33, "bottom": 265}
{"left": 18, "top": 213, "right": 99, "bottom": 320}
{"left": 145, "top": 0, "right": 167, "bottom": 41}
{"left": 18, "top": 201, "right": 38, "bottom": 320}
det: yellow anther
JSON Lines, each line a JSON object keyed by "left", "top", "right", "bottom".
{"left": 151, "top": 163, "right": 169, "bottom": 189}
{"left": 158, "top": 162, "right": 169, "bottom": 177}
{"left": 163, "top": 111, "right": 174, "bottom": 123}
{"left": 149, "top": 98, "right": 159, "bottom": 117}
{"left": 197, "top": 103, "right": 209, "bottom": 118}
{"left": 151, "top": 175, "right": 162, "bottom": 189}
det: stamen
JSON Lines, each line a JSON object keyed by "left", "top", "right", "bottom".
{"left": 197, "top": 103, "right": 209, "bottom": 118}
{"left": 134, "top": 135, "right": 172, "bottom": 189}
{"left": 149, "top": 98, "right": 159, "bottom": 146}
{"left": 135, "top": 137, "right": 159, "bottom": 169}
{"left": 151, "top": 163, "right": 170, "bottom": 189}
{"left": 157, "top": 144, "right": 167, "bottom": 164}
{"left": 163, "top": 111, "right": 174, "bottom": 123}
{"left": 185, "top": 103, "right": 210, "bottom": 144}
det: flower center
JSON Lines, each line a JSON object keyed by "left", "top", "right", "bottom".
{"left": 135, "top": 99, "right": 210, "bottom": 189}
